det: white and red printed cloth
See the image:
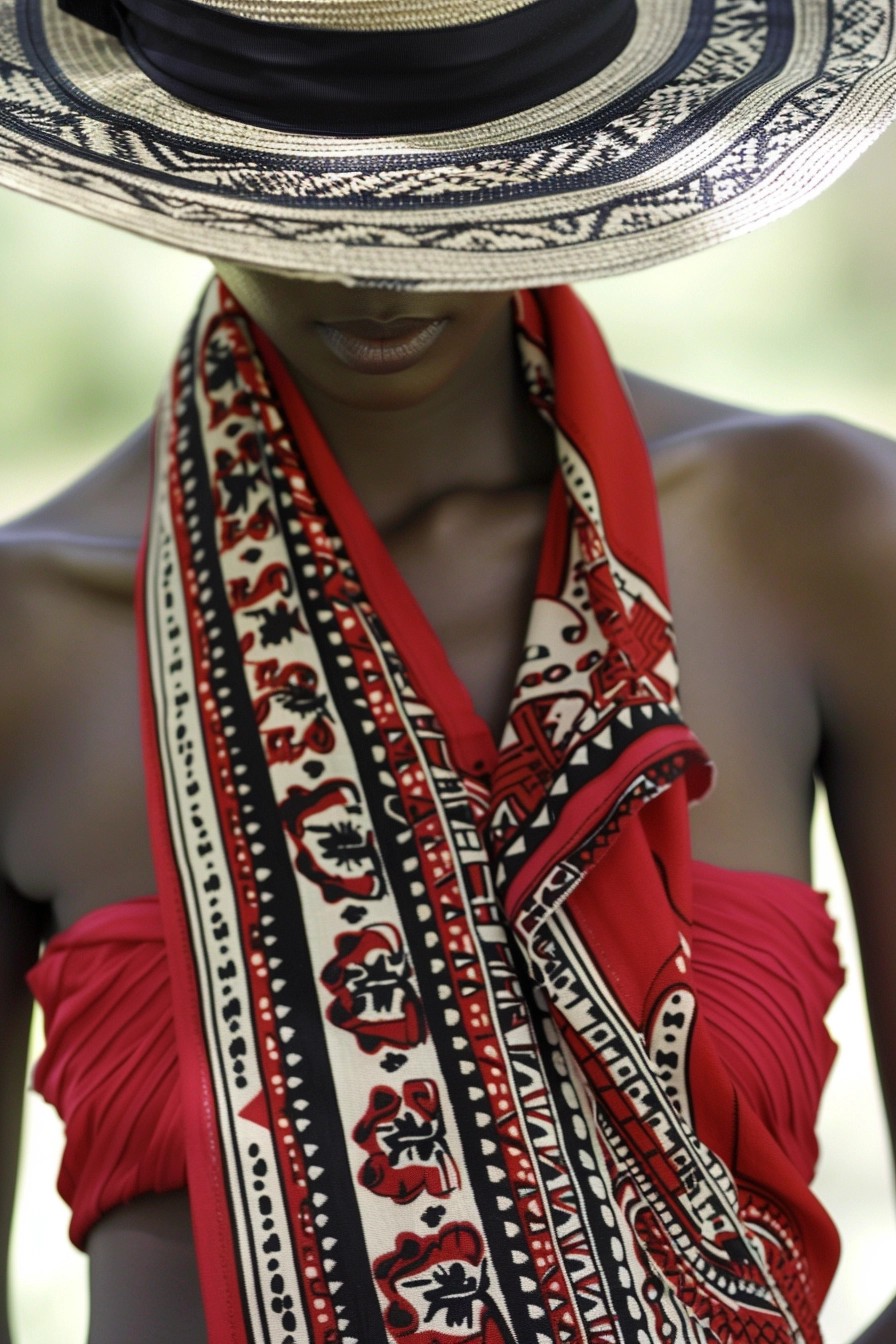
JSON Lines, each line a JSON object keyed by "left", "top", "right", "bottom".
{"left": 139, "top": 282, "right": 838, "bottom": 1344}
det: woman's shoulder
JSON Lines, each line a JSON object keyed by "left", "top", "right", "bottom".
{"left": 626, "top": 369, "right": 896, "bottom": 551}
{"left": 0, "top": 421, "right": 150, "bottom": 722}
{"left": 627, "top": 372, "right": 896, "bottom": 730}
{"left": 0, "top": 419, "right": 150, "bottom": 583}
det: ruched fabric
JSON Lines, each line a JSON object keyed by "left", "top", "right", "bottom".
{"left": 26, "top": 897, "right": 186, "bottom": 1249}
{"left": 689, "top": 862, "right": 844, "bottom": 1183}
{"left": 27, "top": 864, "right": 843, "bottom": 1249}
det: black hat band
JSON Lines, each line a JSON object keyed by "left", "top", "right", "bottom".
{"left": 57, "top": 0, "right": 637, "bottom": 136}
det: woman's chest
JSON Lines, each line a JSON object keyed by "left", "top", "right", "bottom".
{"left": 387, "top": 464, "right": 821, "bottom": 876}
{"left": 4, "top": 463, "right": 821, "bottom": 926}
{"left": 383, "top": 483, "right": 553, "bottom": 741}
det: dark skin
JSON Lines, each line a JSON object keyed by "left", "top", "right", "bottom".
{"left": 211, "top": 267, "right": 557, "bottom": 530}
{"left": 1, "top": 273, "right": 895, "bottom": 1343}
{"left": 212, "top": 268, "right": 559, "bottom": 736}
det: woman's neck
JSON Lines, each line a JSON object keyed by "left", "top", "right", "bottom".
{"left": 292, "top": 303, "right": 555, "bottom": 531}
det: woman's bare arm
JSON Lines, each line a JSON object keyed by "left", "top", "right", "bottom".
{"left": 0, "top": 878, "right": 45, "bottom": 1344}
{"left": 669, "top": 409, "right": 896, "bottom": 1341}
{"left": 0, "top": 540, "right": 50, "bottom": 1344}
{"left": 685, "top": 409, "right": 896, "bottom": 1153}
{"left": 775, "top": 417, "right": 896, "bottom": 1342}
{"left": 791, "top": 419, "right": 896, "bottom": 1155}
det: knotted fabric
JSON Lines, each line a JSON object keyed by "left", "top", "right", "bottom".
{"left": 138, "top": 281, "right": 838, "bottom": 1344}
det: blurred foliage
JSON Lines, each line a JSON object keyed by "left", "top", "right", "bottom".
{"left": 583, "top": 123, "right": 896, "bottom": 429}
{"left": 0, "top": 199, "right": 209, "bottom": 516}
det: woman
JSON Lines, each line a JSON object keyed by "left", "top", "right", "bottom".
{"left": 1, "top": 2, "right": 895, "bottom": 1342}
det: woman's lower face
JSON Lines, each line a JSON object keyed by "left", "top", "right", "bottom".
{"left": 211, "top": 261, "right": 516, "bottom": 412}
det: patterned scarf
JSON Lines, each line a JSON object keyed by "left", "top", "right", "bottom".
{"left": 139, "top": 282, "right": 838, "bottom": 1344}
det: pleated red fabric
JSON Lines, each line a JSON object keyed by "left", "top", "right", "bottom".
{"left": 26, "top": 864, "right": 842, "bottom": 1250}
{"left": 25, "top": 897, "right": 186, "bottom": 1249}
{"left": 689, "top": 864, "right": 844, "bottom": 1184}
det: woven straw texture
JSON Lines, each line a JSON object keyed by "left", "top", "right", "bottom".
{"left": 182, "top": 0, "right": 540, "bottom": 27}
{"left": 0, "top": 0, "right": 895, "bottom": 286}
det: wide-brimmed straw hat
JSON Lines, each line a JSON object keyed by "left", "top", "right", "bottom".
{"left": 0, "top": 0, "right": 895, "bottom": 288}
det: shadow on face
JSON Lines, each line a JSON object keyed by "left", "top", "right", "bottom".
{"left": 211, "top": 262, "right": 516, "bottom": 412}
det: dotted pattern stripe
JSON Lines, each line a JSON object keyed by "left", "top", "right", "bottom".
{"left": 532, "top": 902, "right": 820, "bottom": 1343}
{"left": 143, "top": 281, "right": 834, "bottom": 1344}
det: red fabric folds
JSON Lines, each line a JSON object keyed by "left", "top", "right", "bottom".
{"left": 689, "top": 861, "right": 844, "bottom": 1183}
{"left": 27, "top": 865, "right": 842, "bottom": 1250}
{"left": 25, "top": 897, "right": 186, "bottom": 1250}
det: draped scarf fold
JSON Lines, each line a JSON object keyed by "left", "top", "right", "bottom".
{"left": 138, "top": 281, "right": 838, "bottom": 1344}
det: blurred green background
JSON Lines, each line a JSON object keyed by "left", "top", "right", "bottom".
{"left": 1, "top": 124, "right": 896, "bottom": 519}
{"left": 3, "top": 122, "right": 896, "bottom": 1344}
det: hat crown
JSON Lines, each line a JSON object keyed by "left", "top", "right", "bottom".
{"left": 186, "top": 0, "right": 540, "bottom": 28}
{"left": 57, "top": 0, "right": 637, "bottom": 135}
{"left": 10, "top": 0, "right": 896, "bottom": 288}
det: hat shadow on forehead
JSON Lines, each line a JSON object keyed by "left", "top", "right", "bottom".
{"left": 0, "top": 0, "right": 895, "bottom": 285}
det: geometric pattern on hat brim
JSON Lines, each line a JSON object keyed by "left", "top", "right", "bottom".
{"left": 0, "top": 0, "right": 895, "bottom": 288}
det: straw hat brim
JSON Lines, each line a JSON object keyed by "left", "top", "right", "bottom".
{"left": 1, "top": 0, "right": 895, "bottom": 287}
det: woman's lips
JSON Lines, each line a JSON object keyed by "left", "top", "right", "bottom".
{"left": 314, "top": 317, "right": 447, "bottom": 374}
